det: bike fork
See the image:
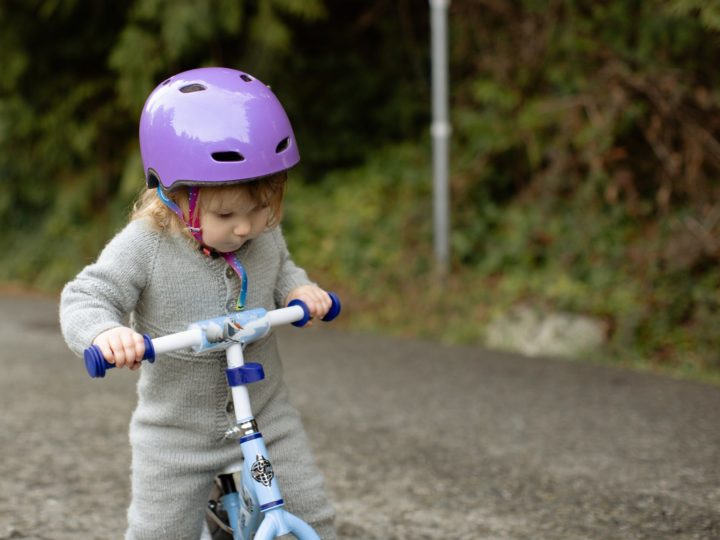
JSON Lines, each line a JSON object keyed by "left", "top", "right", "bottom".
{"left": 216, "top": 424, "right": 286, "bottom": 539}
{"left": 222, "top": 343, "right": 319, "bottom": 539}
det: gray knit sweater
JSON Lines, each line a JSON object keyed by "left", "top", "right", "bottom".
{"left": 60, "top": 218, "right": 336, "bottom": 539}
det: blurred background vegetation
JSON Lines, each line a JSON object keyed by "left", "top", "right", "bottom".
{"left": 1, "top": 0, "right": 719, "bottom": 382}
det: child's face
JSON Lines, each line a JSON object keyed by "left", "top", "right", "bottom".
{"left": 199, "top": 188, "right": 271, "bottom": 253}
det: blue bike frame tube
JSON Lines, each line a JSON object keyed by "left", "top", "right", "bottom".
{"left": 220, "top": 492, "right": 243, "bottom": 540}
{"left": 239, "top": 432, "right": 284, "bottom": 512}
{"left": 253, "top": 508, "right": 321, "bottom": 540}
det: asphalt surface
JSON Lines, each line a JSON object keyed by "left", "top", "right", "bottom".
{"left": 0, "top": 293, "right": 718, "bottom": 540}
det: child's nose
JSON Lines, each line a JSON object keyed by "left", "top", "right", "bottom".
{"left": 234, "top": 218, "right": 251, "bottom": 236}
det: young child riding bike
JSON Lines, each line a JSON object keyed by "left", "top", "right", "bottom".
{"left": 60, "top": 67, "right": 337, "bottom": 539}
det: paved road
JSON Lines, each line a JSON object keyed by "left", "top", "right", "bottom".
{"left": 0, "top": 293, "right": 718, "bottom": 540}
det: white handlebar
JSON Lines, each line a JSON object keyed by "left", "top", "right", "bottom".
{"left": 85, "top": 295, "right": 340, "bottom": 378}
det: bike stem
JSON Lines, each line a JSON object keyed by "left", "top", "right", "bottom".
{"left": 224, "top": 343, "right": 287, "bottom": 517}
{"left": 226, "top": 343, "right": 254, "bottom": 423}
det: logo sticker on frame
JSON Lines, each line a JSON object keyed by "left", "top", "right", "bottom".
{"left": 251, "top": 454, "right": 274, "bottom": 487}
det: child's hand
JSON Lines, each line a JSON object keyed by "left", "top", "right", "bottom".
{"left": 92, "top": 327, "right": 146, "bottom": 370}
{"left": 286, "top": 285, "right": 332, "bottom": 326}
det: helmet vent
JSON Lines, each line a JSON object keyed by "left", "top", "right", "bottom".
{"left": 275, "top": 137, "right": 290, "bottom": 153}
{"left": 240, "top": 74, "right": 253, "bottom": 82}
{"left": 146, "top": 169, "right": 160, "bottom": 188}
{"left": 179, "top": 83, "right": 207, "bottom": 93}
{"left": 212, "top": 151, "right": 246, "bottom": 162}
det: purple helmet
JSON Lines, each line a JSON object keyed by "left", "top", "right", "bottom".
{"left": 139, "top": 67, "right": 300, "bottom": 190}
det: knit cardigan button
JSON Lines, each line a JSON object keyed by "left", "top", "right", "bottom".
{"left": 225, "top": 267, "right": 234, "bottom": 278}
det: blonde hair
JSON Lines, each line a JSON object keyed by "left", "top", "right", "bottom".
{"left": 131, "top": 173, "right": 287, "bottom": 236}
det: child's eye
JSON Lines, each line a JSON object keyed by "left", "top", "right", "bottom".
{"left": 216, "top": 212, "right": 234, "bottom": 219}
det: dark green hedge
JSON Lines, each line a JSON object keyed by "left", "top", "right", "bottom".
{"left": 1, "top": 0, "right": 719, "bottom": 379}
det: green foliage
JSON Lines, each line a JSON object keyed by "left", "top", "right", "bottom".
{"left": 283, "top": 0, "right": 720, "bottom": 380}
{"left": 272, "top": 1, "right": 430, "bottom": 177}
{"left": 285, "top": 144, "right": 433, "bottom": 291}
{"left": 441, "top": 0, "right": 720, "bottom": 377}
{"left": 108, "top": 0, "right": 325, "bottom": 112}
{"left": 666, "top": 0, "right": 720, "bottom": 30}
{"left": 0, "top": 0, "right": 326, "bottom": 285}
{"left": 1, "top": 0, "right": 719, "bottom": 381}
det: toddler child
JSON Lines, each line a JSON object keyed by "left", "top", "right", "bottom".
{"left": 60, "top": 67, "right": 336, "bottom": 539}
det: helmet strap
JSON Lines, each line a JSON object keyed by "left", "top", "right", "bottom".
{"left": 155, "top": 185, "right": 247, "bottom": 311}
{"left": 221, "top": 252, "right": 248, "bottom": 311}
{"left": 156, "top": 186, "right": 203, "bottom": 243}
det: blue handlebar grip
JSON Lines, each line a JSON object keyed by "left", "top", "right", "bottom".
{"left": 288, "top": 292, "right": 341, "bottom": 327}
{"left": 322, "top": 292, "right": 342, "bottom": 322}
{"left": 289, "top": 299, "right": 312, "bottom": 327}
{"left": 84, "top": 334, "right": 156, "bottom": 378}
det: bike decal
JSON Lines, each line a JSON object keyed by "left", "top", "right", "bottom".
{"left": 250, "top": 454, "right": 274, "bottom": 487}
{"left": 223, "top": 318, "right": 245, "bottom": 340}
{"left": 242, "top": 485, "right": 255, "bottom": 514}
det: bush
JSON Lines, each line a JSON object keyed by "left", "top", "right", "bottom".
{"left": 2, "top": 1, "right": 719, "bottom": 381}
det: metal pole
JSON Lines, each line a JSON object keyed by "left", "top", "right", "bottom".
{"left": 430, "top": 0, "right": 451, "bottom": 277}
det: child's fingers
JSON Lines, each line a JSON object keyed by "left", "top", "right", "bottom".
{"left": 119, "top": 331, "right": 145, "bottom": 368}
{"left": 314, "top": 290, "right": 332, "bottom": 317}
{"left": 109, "top": 333, "right": 128, "bottom": 367}
{"left": 92, "top": 327, "right": 145, "bottom": 368}
{"left": 306, "top": 290, "right": 332, "bottom": 319}
{"left": 108, "top": 330, "right": 139, "bottom": 368}
{"left": 319, "top": 290, "right": 332, "bottom": 316}
{"left": 287, "top": 286, "right": 333, "bottom": 323}
{"left": 129, "top": 333, "right": 146, "bottom": 370}
{"left": 96, "top": 340, "right": 115, "bottom": 365}
{"left": 134, "top": 333, "right": 146, "bottom": 357}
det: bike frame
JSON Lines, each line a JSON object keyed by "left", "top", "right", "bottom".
{"left": 84, "top": 295, "right": 340, "bottom": 540}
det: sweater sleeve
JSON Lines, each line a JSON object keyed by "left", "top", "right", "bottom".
{"left": 59, "top": 219, "right": 160, "bottom": 357}
{"left": 272, "top": 227, "right": 313, "bottom": 308}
